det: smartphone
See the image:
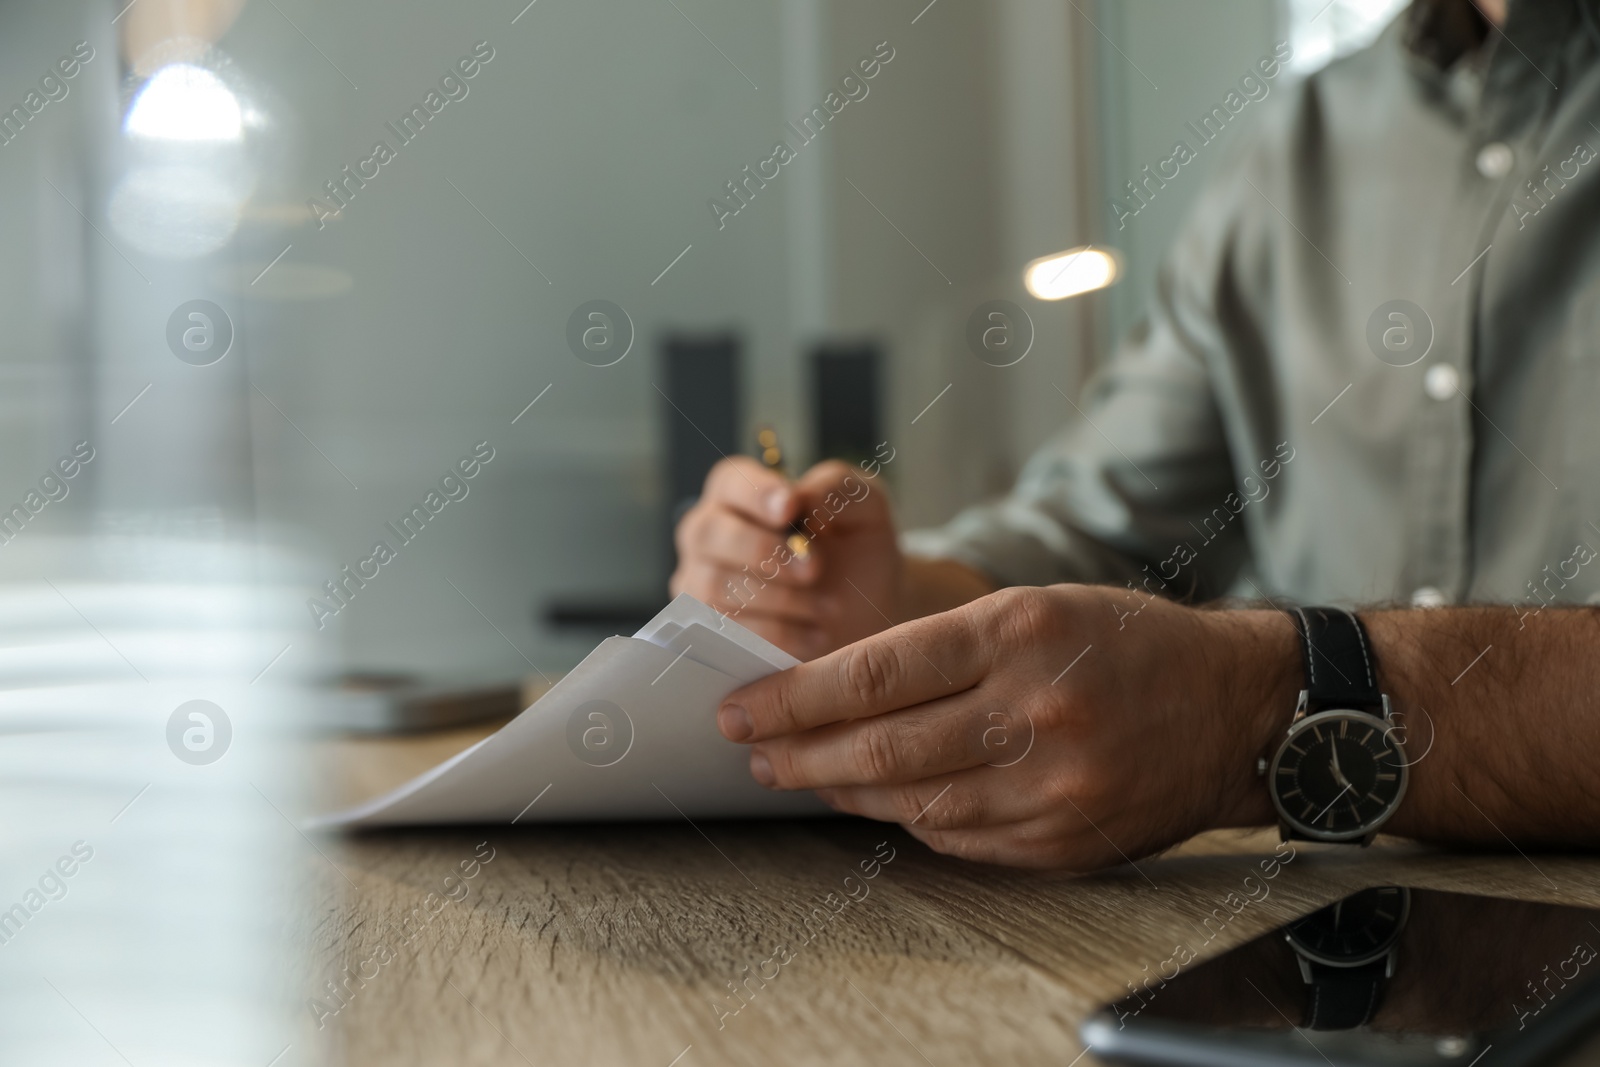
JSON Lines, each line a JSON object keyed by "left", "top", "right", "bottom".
{"left": 1081, "top": 887, "right": 1600, "bottom": 1067}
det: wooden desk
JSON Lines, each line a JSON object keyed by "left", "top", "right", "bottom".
{"left": 297, "top": 724, "right": 1600, "bottom": 1066}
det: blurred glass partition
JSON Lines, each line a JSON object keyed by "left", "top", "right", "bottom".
{"left": 0, "top": 3, "right": 311, "bottom": 1063}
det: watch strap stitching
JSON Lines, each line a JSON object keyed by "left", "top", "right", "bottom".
{"left": 1294, "top": 606, "right": 1381, "bottom": 710}
{"left": 1294, "top": 607, "right": 1317, "bottom": 687}
{"left": 1300, "top": 964, "right": 1386, "bottom": 1030}
{"left": 1309, "top": 607, "right": 1353, "bottom": 689}
{"left": 1342, "top": 608, "right": 1376, "bottom": 692}
{"left": 1361, "top": 972, "right": 1381, "bottom": 1025}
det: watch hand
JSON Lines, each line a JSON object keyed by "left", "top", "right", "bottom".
{"left": 1330, "top": 742, "right": 1351, "bottom": 788}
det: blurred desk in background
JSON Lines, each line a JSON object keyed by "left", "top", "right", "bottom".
{"left": 301, "top": 727, "right": 1600, "bottom": 1067}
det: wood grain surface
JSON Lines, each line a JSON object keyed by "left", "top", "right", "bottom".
{"left": 289, "top": 724, "right": 1600, "bottom": 1067}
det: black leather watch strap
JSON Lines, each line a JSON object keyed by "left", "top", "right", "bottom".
{"left": 1302, "top": 959, "right": 1388, "bottom": 1030}
{"left": 1292, "top": 607, "right": 1381, "bottom": 713}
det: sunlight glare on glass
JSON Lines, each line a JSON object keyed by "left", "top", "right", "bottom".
{"left": 125, "top": 63, "right": 243, "bottom": 142}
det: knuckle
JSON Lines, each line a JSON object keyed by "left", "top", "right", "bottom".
{"left": 840, "top": 642, "right": 900, "bottom": 709}
{"left": 849, "top": 724, "right": 900, "bottom": 782}
{"left": 1052, "top": 764, "right": 1116, "bottom": 819}
{"left": 1025, "top": 686, "right": 1080, "bottom": 738}
{"left": 766, "top": 681, "right": 806, "bottom": 736}
{"left": 703, "top": 457, "right": 744, "bottom": 497}
{"left": 892, "top": 781, "right": 972, "bottom": 828}
{"left": 932, "top": 786, "right": 984, "bottom": 829}
{"left": 992, "top": 585, "right": 1059, "bottom": 645}
{"left": 893, "top": 785, "right": 931, "bottom": 824}
{"left": 810, "top": 459, "right": 855, "bottom": 486}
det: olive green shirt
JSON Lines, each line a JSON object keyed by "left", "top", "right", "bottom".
{"left": 908, "top": 1, "right": 1600, "bottom": 616}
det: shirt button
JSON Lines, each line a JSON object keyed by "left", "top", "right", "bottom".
{"left": 1411, "top": 586, "right": 1446, "bottom": 608}
{"left": 1424, "top": 363, "right": 1460, "bottom": 400}
{"left": 1476, "top": 142, "right": 1514, "bottom": 179}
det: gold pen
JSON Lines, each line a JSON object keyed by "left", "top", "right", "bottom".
{"left": 757, "top": 426, "right": 811, "bottom": 560}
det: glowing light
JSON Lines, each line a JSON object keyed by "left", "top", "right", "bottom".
{"left": 1023, "top": 246, "right": 1120, "bottom": 301}
{"left": 109, "top": 166, "right": 245, "bottom": 258}
{"left": 125, "top": 63, "right": 243, "bottom": 142}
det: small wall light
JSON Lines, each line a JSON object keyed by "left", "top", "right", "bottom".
{"left": 1023, "top": 245, "right": 1120, "bottom": 301}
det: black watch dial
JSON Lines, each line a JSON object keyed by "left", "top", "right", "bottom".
{"left": 1286, "top": 885, "right": 1410, "bottom": 967}
{"left": 1270, "top": 709, "right": 1407, "bottom": 841}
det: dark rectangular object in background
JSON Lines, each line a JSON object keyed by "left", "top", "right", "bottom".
{"left": 811, "top": 342, "right": 882, "bottom": 466}
{"left": 540, "top": 333, "right": 741, "bottom": 637}
{"left": 661, "top": 332, "right": 742, "bottom": 567}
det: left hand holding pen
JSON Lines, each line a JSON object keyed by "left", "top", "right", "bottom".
{"left": 717, "top": 585, "right": 1297, "bottom": 869}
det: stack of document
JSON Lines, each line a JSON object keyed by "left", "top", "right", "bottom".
{"left": 314, "top": 595, "right": 829, "bottom": 828}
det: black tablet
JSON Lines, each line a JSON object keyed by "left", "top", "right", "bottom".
{"left": 1081, "top": 887, "right": 1600, "bottom": 1067}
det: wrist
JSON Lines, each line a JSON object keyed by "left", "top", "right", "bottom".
{"left": 1201, "top": 607, "right": 1302, "bottom": 829}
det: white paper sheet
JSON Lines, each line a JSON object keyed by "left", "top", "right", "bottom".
{"left": 312, "top": 595, "right": 824, "bottom": 828}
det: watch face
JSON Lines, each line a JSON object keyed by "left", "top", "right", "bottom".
{"left": 1270, "top": 709, "right": 1407, "bottom": 842}
{"left": 1285, "top": 885, "right": 1410, "bottom": 967}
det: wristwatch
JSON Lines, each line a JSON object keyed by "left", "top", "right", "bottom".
{"left": 1263, "top": 607, "right": 1408, "bottom": 844}
{"left": 1285, "top": 885, "right": 1410, "bottom": 1030}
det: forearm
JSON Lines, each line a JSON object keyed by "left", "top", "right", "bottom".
{"left": 1368, "top": 606, "right": 1600, "bottom": 845}
{"left": 896, "top": 556, "right": 996, "bottom": 622}
{"left": 1222, "top": 605, "right": 1600, "bottom": 847}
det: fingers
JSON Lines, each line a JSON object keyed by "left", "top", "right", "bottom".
{"left": 788, "top": 460, "right": 889, "bottom": 534}
{"left": 667, "top": 562, "right": 831, "bottom": 655}
{"left": 899, "top": 824, "right": 1013, "bottom": 865}
{"left": 675, "top": 507, "right": 818, "bottom": 589}
{"left": 900, "top": 822, "right": 1083, "bottom": 870}
{"left": 814, "top": 780, "right": 1124, "bottom": 869}
{"left": 679, "top": 459, "right": 895, "bottom": 603}
{"left": 750, "top": 693, "right": 1000, "bottom": 788}
{"left": 811, "top": 766, "right": 1042, "bottom": 829}
{"left": 701, "top": 457, "right": 792, "bottom": 528}
{"left": 671, "top": 559, "right": 820, "bottom": 619}
{"left": 719, "top": 611, "right": 988, "bottom": 741}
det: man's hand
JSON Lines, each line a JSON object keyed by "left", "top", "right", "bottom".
{"left": 716, "top": 585, "right": 1298, "bottom": 869}
{"left": 670, "top": 457, "right": 908, "bottom": 660}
